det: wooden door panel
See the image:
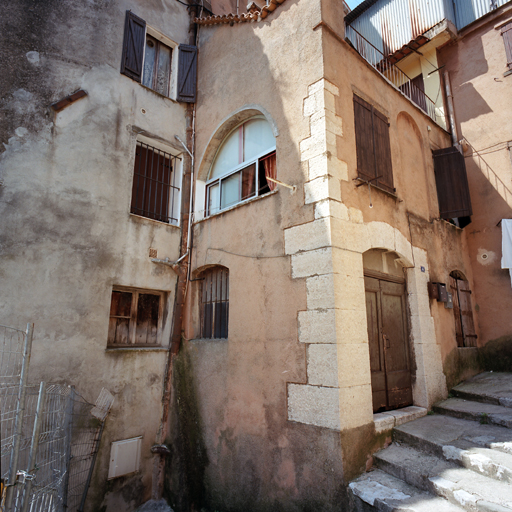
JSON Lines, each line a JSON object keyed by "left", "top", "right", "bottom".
{"left": 387, "top": 386, "right": 413, "bottom": 409}
{"left": 366, "top": 290, "right": 382, "bottom": 372}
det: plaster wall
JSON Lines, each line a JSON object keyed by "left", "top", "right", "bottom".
{"left": 0, "top": 1, "right": 190, "bottom": 510}
{"left": 438, "top": 5, "right": 512, "bottom": 345}
{"left": 169, "top": 0, "right": 473, "bottom": 509}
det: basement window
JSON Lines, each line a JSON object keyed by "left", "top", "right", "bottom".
{"left": 107, "top": 287, "right": 164, "bottom": 347}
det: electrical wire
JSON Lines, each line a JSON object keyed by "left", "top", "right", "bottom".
{"left": 206, "top": 247, "right": 287, "bottom": 259}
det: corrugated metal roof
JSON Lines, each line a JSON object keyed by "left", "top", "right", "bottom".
{"left": 453, "top": 0, "right": 510, "bottom": 30}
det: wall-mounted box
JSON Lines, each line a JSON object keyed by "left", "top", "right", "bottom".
{"left": 438, "top": 283, "right": 448, "bottom": 303}
{"left": 108, "top": 436, "right": 142, "bottom": 479}
{"left": 427, "top": 282, "right": 439, "bottom": 300}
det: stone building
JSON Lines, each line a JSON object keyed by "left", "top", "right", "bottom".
{"left": 1, "top": 0, "right": 511, "bottom": 511}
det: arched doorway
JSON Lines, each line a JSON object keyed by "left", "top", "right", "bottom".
{"left": 364, "top": 249, "right": 413, "bottom": 413}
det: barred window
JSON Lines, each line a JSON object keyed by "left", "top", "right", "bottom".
{"left": 131, "top": 142, "right": 181, "bottom": 224}
{"left": 200, "top": 267, "right": 229, "bottom": 339}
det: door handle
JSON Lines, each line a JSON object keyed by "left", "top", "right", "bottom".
{"left": 383, "top": 334, "right": 390, "bottom": 349}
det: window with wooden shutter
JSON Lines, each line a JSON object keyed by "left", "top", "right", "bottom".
{"left": 121, "top": 11, "right": 146, "bottom": 83}
{"left": 433, "top": 146, "right": 472, "bottom": 220}
{"left": 353, "top": 95, "right": 394, "bottom": 193}
{"left": 108, "top": 287, "right": 164, "bottom": 347}
{"left": 501, "top": 22, "right": 512, "bottom": 72}
{"left": 449, "top": 274, "right": 477, "bottom": 348}
{"left": 177, "top": 44, "right": 198, "bottom": 103}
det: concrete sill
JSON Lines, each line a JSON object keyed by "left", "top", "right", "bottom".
{"left": 129, "top": 213, "right": 180, "bottom": 229}
{"left": 374, "top": 406, "right": 427, "bottom": 433}
{"left": 105, "top": 347, "right": 169, "bottom": 353}
{"left": 194, "top": 189, "right": 278, "bottom": 224}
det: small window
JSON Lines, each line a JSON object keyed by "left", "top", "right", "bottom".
{"left": 142, "top": 35, "right": 172, "bottom": 97}
{"left": 501, "top": 22, "right": 512, "bottom": 73}
{"left": 108, "top": 287, "right": 164, "bottom": 347}
{"left": 200, "top": 267, "right": 229, "bottom": 339}
{"left": 131, "top": 141, "right": 181, "bottom": 224}
{"left": 449, "top": 272, "right": 477, "bottom": 348}
{"left": 206, "top": 117, "right": 276, "bottom": 216}
{"left": 353, "top": 95, "right": 394, "bottom": 193}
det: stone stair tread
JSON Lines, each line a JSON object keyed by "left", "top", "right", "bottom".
{"left": 374, "top": 444, "right": 460, "bottom": 490}
{"left": 349, "top": 469, "right": 466, "bottom": 511}
{"left": 434, "top": 398, "right": 512, "bottom": 427}
{"left": 452, "top": 372, "right": 512, "bottom": 408}
{"left": 395, "top": 414, "right": 512, "bottom": 453}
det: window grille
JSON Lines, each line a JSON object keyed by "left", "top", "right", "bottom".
{"left": 201, "top": 267, "right": 229, "bottom": 339}
{"left": 131, "top": 142, "right": 181, "bottom": 224}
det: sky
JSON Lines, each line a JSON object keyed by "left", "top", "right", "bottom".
{"left": 345, "top": 0, "right": 365, "bottom": 9}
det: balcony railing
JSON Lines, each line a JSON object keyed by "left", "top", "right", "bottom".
{"left": 346, "top": 24, "right": 444, "bottom": 126}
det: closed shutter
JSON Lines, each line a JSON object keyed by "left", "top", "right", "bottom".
{"left": 177, "top": 44, "right": 198, "bottom": 103}
{"left": 449, "top": 277, "right": 464, "bottom": 347}
{"left": 120, "top": 11, "right": 146, "bottom": 83}
{"left": 457, "top": 279, "right": 477, "bottom": 347}
{"left": 353, "top": 95, "right": 376, "bottom": 181}
{"left": 501, "top": 22, "right": 512, "bottom": 71}
{"left": 433, "top": 146, "right": 472, "bottom": 219}
{"left": 373, "top": 109, "right": 394, "bottom": 193}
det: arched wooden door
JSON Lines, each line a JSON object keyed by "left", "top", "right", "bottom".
{"left": 365, "top": 271, "right": 413, "bottom": 413}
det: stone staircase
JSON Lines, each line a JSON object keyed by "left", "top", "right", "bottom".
{"left": 349, "top": 372, "right": 512, "bottom": 511}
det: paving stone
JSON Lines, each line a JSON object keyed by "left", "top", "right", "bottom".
{"left": 452, "top": 373, "right": 512, "bottom": 409}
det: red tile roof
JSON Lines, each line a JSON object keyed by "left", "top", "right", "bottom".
{"left": 195, "top": 0, "right": 286, "bottom": 25}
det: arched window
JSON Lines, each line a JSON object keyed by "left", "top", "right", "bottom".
{"left": 206, "top": 117, "right": 276, "bottom": 215}
{"left": 200, "top": 266, "right": 229, "bottom": 339}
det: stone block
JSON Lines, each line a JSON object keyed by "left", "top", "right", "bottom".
{"left": 387, "top": 406, "right": 427, "bottom": 427}
{"left": 335, "top": 308, "right": 368, "bottom": 344}
{"left": 336, "top": 343, "right": 372, "bottom": 388}
{"left": 338, "top": 384, "right": 373, "bottom": 430}
{"left": 307, "top": 78, "right": 339, "bottom": 97}
{"left": 310, "top": 109, "right": 343, "bottom": 137}
{"left": 291, "top": 248, "right": 333, "bottom": 278}
{"left": 298, "top": 309, "right": 337, "bottom": 344}
{"left": 332, "top": 248, "right": 364, "bottom": 277}
{"left": 304, "top": 175, "right": 341, "bottom": 204}
{"left": 394, "top": 231, "right": 414, "bottom": 263}
{"left": 314, "top": 199, "right": 349, "bottom": 220}
{"left": 307, "top": 274, "right": 335, "bottom": 310}
{"left": 288, "top": 383, "right": 341, "bottom": 430}
{"left": 374, "top": 412, "right": 395, "bottom": 433}
{"left": 284, "top": 218, "right": 331, "bottom": 255}
{"left": 331, "top": 218, "right": 370, "bottom": 253}
{"left": 335, "top": 274, "right": 366, "bottom": 311}
{"left": 299, "top": 132, "right": 337, "bottom": 162}
{"left": 407, "top": 292, "right": 431, "bottom": 316}
{"left": 307, "top": 344, "right": 339, "bottom": 387}
{"left": 367, "top": 221, "right": 398, "bottom": 253}
{"left": 308, "top": 153, "right": 348, "bottom": 182}
{"left": 348, "top": 207, "right": 364, "bottom": 224}
{"left": 406, "top": 266, "right": 430, "bottom": 296}
{"left": 414, "top": 343, "right": 444, "bottom": 379}
{"left": 409, "top": 314, "right": 436, "bottom": 345}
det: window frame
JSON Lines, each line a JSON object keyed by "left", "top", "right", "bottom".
{"left": 130, "top": 136, "right": 183, "bottom": 226}
{"left": 199, "top": 267, "right": 229, "bottom": 340}
{"left": 107, "top": 286, "right": 165, "bottom": 348}
{"left": 205, "top": 118, "right": 277, "bottom": 216}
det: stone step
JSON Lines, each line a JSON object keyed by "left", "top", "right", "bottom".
{"left": 374, "top": 444, "right": 512, "bottom": 510}
{"left": 394, "top": 414, "right": 512, "bottom": 458}
{"left": 433, "top": 398, "right": 512, "bottom": 428}
{"left": 348, "top": 469, "right": 466, "bottom": 512}
{"left": 452, "top": 372, "right": 512, "bottom": 409}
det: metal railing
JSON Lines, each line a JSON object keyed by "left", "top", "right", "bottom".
{"left": 346, "top": 25, "right": 444, "bottom": 126}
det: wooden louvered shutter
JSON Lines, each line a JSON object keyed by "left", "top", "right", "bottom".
{"left": 449, "top": 277, "right": 464, "bottom": 347}
{"left": 121, "top": 11, "right": 146, "bottom": 83}
{"left": 353, "top": 95, "right": 376, "bottom": 181}
{"left": 501, "top": 22, "right": 512, "bottom": 71}
{"left": 177, "top": 44, "right": 198, "bottom": 103}
{"left": 457, "top": 279, "right": 477, "bottom": 347}
{"left": 373, "top": 109, "right": 394, "bottom": 193}
{"left": 433, "top": 146, "right": 472, "bottom": 219}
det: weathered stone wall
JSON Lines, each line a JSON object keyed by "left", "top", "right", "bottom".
{"left": 0, "top": 1, "right": 190, "bottom": 510}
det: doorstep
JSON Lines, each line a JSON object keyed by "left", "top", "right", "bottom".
{"left": 374, "top": 406, "right": 427, "bottom": 433}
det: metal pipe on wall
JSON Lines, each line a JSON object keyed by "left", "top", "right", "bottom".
{"left": 443, "top": 70, "right": 458, "bottom": 146}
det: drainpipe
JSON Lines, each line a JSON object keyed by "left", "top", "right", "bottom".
{"left": 443, "top": 71, "right": 458, "bottom": 146}
{"left": 151, "top": 5, "right": 198, "bottom": 501}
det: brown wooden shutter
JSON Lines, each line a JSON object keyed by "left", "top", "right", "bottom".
{"left": 449, "top": 277, "right": 464, "bottom": 347}
{"left": 433, "top": 146, "right": 472, "bottom": 219}
{"left": 121, "top": 11, "right": 146, "bottom": 83}
{"left": 353, "top": 95, "right": 376, "bottom": 181}
{"left": 457, "top": 279, "right": 477, "bottom": 347}
{"left": 373, "top": 109, "right": 394, "bottom": 193}
{"left": 177, "top": 44, "right": 198, "bottom": 103}
{"left": 501, "top": 22, "right": 512, "bottom": 71}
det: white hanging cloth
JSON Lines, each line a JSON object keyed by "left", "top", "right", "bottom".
{"left": 501, "top": 219, "right": 512, "bottom": 286}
